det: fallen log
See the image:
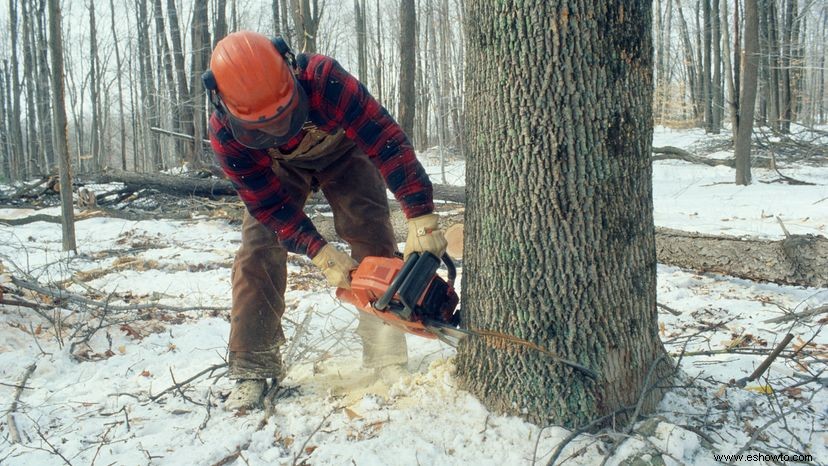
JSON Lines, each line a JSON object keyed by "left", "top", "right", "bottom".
{"left": 654, "top": 228, "right": 828, "bottom": 288}
{"left": 88, "top": 170, "right": 467, "bottom": 203}
{"left": 652, "top": 146, "right": 774, "bottom": 169}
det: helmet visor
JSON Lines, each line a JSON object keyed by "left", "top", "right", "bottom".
{"left": 223, "top": 80, "right": 309, "bottom": 150}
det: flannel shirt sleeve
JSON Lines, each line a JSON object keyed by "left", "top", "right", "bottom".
{"left": 209, "top": 113, "right": 327, "bottom": 258}
{"left": 311, "top": 57, "right": 434, "bottom": 218}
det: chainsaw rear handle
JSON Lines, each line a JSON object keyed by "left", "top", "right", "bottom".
{"left": 373, "top": 252, "right": 455, "bottom": 312}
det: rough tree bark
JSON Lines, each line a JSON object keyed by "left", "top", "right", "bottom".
{"left": 456, "top": 1, "right": 669, "bottom": 426}
{"left": 47, "top": 0, "right": 76, "bottom": 251}
{"left": 735, "top": 0, "right": 760, "bottom": 185}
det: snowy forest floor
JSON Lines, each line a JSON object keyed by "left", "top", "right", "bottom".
{"left": 1, "top": 126, "right": 827, "bottom": 466}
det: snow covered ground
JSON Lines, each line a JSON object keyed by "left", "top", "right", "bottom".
{"left": 1, "top": 127, "right": 826, "bottom": 465}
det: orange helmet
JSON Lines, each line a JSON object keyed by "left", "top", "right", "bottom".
{"left": 204, "top": 31, "right": 308, "bottom": 149}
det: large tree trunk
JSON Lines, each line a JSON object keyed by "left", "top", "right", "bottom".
{"left": 735, "top": 0, "right": 760, "bottom": 185}
{"left": 396, "top": 0, "right": 416, "bottom": 138}
{"left": 109, "top": 0, "right": 127, "bottom": 170}
{"left": 47, "top": 0, "right": 76, "bottom": 251}
{"left": 456, "top": 0, "right": 668, "bottom": 426}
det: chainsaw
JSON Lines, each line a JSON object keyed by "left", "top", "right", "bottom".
{"left": 337, "top": 252, "right": 599, "bottom": 379}
{"left": 336, "top": 252, "right": 468, "bottom": 346}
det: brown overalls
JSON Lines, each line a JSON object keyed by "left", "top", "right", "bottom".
{"left": 228, "top": 127, "right": 409, "bottom": 379}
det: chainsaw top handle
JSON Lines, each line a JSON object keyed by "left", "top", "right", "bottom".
{"left": 373, "top": 252, "right": 455, "bottom": 312}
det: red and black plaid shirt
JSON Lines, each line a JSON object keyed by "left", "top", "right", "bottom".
{"left": 209, "top": 54, "right": 433, "bottom": 258}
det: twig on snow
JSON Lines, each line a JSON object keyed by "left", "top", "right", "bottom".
{"left": 149, "top": 362, "right": 228, "bottom": 402}
{"left": 292, "top": 409, "right": 335, "bottom": 466}
{"left": 5, "top": 361, "right": 37, "bottom": 444}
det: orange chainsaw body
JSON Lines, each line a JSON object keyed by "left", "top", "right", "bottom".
{"left": 336, "top": 254, "right": 459, "bottom": 340}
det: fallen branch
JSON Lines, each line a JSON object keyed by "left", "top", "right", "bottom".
{"left": 10, "top": 276, "right": 227, "bottom": 313}
{"left": 292, "top": 409, "right": 335, "bottom": 466}
{"left": 763, "top": 304, "right": 828, "bottom": 324}
{"left": 5, "top": 362, "right": 37, "bottom": 444}
{"left": 149, "top": 363, "right": 228, "bottom": 402}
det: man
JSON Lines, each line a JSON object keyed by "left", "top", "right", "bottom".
{"left": 204, "top": 31, "right": 447, "bottom": 410}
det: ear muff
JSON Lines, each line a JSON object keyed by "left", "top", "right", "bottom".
{"left": 202, "top": 70, "right": 217, "bottom": 91}
{"left": 271, "top": 36, "right": 291, "bottom": 57}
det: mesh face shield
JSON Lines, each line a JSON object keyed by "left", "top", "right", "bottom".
{"left": 221, "top": 79, "right": 309, "bottom": 150}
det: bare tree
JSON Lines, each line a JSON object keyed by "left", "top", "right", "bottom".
{"left": 397, "top": 0, "right": 416, "bottom": 138}
{"left": 35, "top": 0, "right": 54, "bottom": 170}
{"left": 190, "top": 0, "right": 210, "bottom": 168}
{"left": 7, "top": 0, "right": 25, "bottom": 180}
{"left": 88, "top": 1, "right": 102, "bottom": 172}
{"left": 167, "top": 0, "right": 193, "bottom": 164}
{"left": 291, "top": 0, "right": 322, "bottom": 53}
{"left": 109, "top": 0, "right": 127, "bottom": 170}
{"left": 354, "top": 0, "right": 367, "bottom": 83}
{"left": 735, "top": 0, "right": 760, "bottom": 185}
{"left": 137, "top": 0, "right": 161, "bottom": 171}
{"left": 47, "top": 0, "right": 76, "bottom": 251}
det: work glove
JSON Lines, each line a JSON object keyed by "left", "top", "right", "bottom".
{"left": 312, "top": 244, "right": 359, "bottom": 289}
{"left": 403, "top": 213, "right": 447, "bottom": 261}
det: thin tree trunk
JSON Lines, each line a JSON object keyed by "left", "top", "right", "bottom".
{"left": 779, "top": 0, "right": 795, "bottom": 133}
{"left": 711, "top": 0, "right": 722, "bottom": 132}
{"left": 35, "top": 0, "right": 53, "bottom": 170}
{"left": 374, "top": 0, "right": 384, "bottom": 103}
{"left": 354, "top": 0, "right": 367, "bottom": 83}
{"left": 703, "top": 0, "right": 714, "bottom": 131}
{"left": 190, "top": 0, "right": 210, "bottom": 169}
{"left": 137, "top": 0, "right": 160, "bottom": 172}
{"left": 88, "top": 2, "right": 103, "bottom": 172}
{"left": 721, "top": 0, "right": 738, "bottom": 136}
{"left": 110, "top": 0, "right": 127, "bottom": 170}
{"left": 8, "top": 0, "right": 25, "bottom": 181}
{"left": 166, "top": 0, "right": 193, "bottom": 163}
{"left": 153, "top": 0, "right": 181, "bottom": 165}
{"left": 0, "top": 62, "right": 9, "bottom": 180}
{"left": 457, "top": 0, "right": 668, "bottom": 426}
{"left": 214, "top": 0, "right": 228, "bottom": 46}
{"left": 735, "top": 0, "right": 760, "bottom": 185}
{"left": 272, "top": 0, "right": 281, "bottom": 34}
{"left": 397, "top": 0, "right": 416, "bottom": 138}
{"left": 22, "top": 0, "right": 39, "bottom": 176}
{"left": 767, "top": 0, "right": 782, "bottom": 130}
{"left": 47, "top": 0, "right": 76, "bottom": 251}
{"left": 676, "top": 0, "right": 700, "bottom": 120}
